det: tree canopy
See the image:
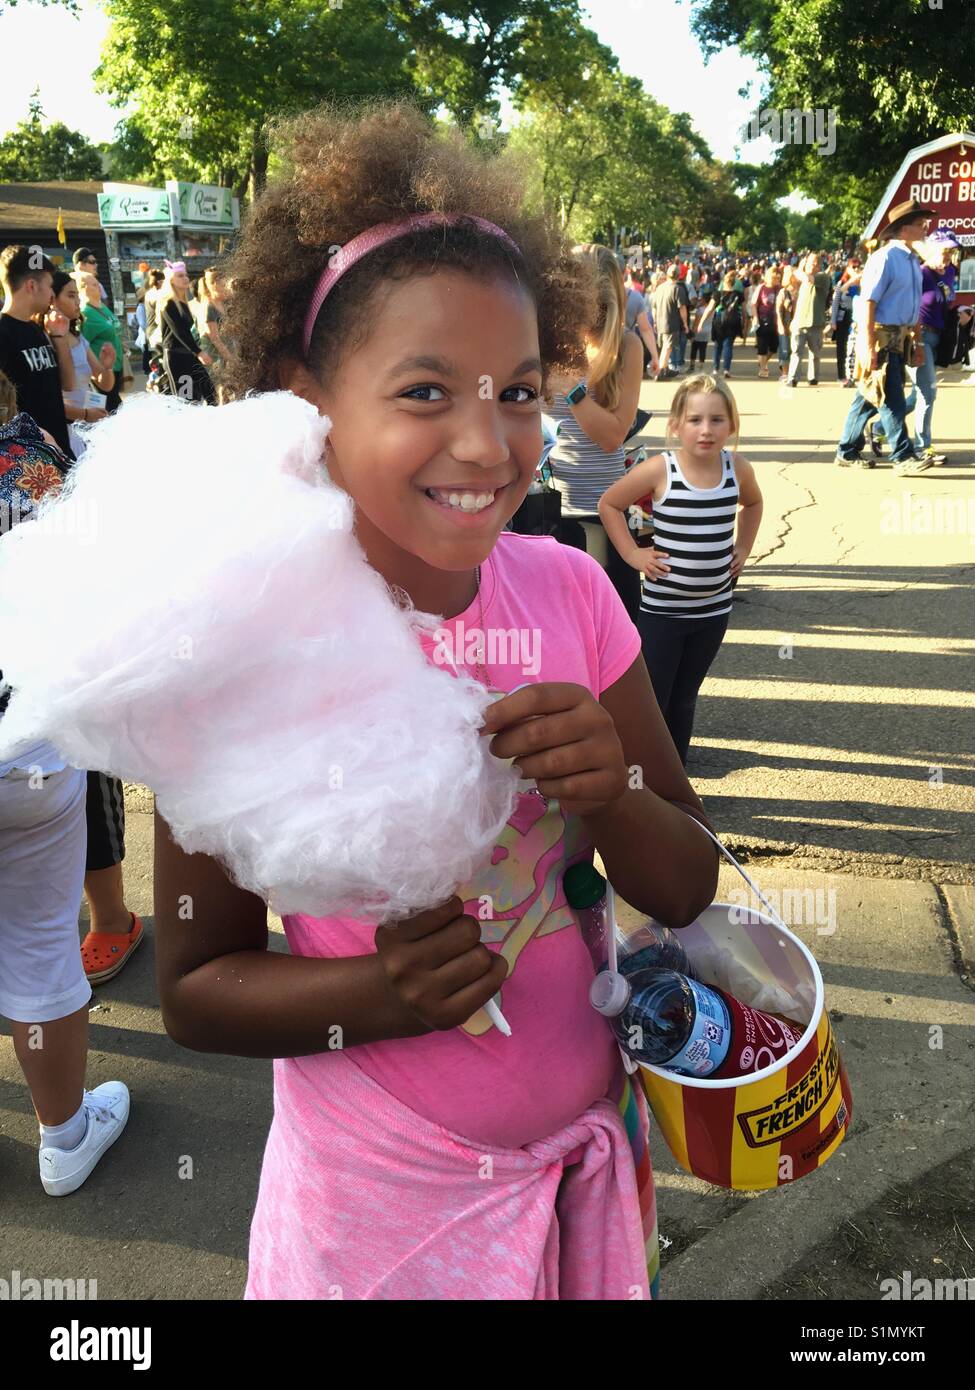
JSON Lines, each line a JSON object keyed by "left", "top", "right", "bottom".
{"left": 0, "top": 91, "right": 103, "bottom": 180}
{"left": 691, "top": 0, "right": 975, "bottom": 236}
{"left": 1, "top": 0, "right": 831, "bottom": 251}
{"left": 96, "top": 0, "right": 421, "bottom": 200}
{"left": 91, "top": 0, "right": 737, "bottom": 251}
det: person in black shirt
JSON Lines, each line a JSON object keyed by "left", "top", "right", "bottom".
{"left": 158, "top": 261, "right": 215, "bottom": 405}
{"left": 0, "top": 245, "right": 75, "bottom": 459}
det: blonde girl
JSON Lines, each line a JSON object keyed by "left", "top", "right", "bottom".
{"left": 548, "top": 242, "right": 645, "bottom": 619}
{"left": 194, "top": 268, "right": 230, "bottom": 371}
{"left": 598, "top": 373, "right": 763, "bottom": 764}
{"left": 157, "top": 261, "right": 215, "bottom": 404}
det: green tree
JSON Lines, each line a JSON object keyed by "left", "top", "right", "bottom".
{"left": 0, "top": 91, "right": 103, "bottom": 179}
{"left": 388, "top": 1, "right": 591, "bottom": 131}
{"left": 96, "top": 0, "right": 421, "bottom": 201}
{"left": 698, "top": 162, "right": 746, "bottom": 243}
{"left": 690, "top": 0, "right": 975, "bottom": 237}
{"left": 510, "top": 59, "right": 717, "bottom": 252}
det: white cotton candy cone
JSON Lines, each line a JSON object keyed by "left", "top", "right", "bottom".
{"left": 0, "top": 391, "right": 518, "bottom": 921}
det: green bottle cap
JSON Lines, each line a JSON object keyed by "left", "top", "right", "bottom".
{"left": 563, "top": 861, "right": 607, "bottom": 910}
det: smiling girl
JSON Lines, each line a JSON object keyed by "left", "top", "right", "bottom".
{"left": 153, "top": 102, "right": 719, "bottom": 1301}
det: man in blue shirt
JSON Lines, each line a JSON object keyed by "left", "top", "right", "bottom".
{"left": 835, "top": 198, "right": 933, "bottom": 476}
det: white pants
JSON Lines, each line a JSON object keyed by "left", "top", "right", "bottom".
{"left": 0, "top": 764, "right": 91, "bottom": 1023}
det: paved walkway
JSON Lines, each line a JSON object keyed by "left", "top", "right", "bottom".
{"left": 626, "top": 357, "right": 975, "bottom": 1293}
{"left": 1, "top": 358, "right": 973, "bottom": 1298}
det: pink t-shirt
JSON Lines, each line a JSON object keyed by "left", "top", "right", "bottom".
{"left": 281, "top": 533, "right": 642, "bottom": 1149}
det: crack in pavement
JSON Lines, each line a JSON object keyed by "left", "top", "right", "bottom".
{"left": 750, "top": 462, "right": 818, "bottom": 566}
{"left": 830, "top": 520, "right": 861, "bottom": 564}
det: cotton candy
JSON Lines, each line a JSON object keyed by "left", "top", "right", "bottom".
{"left": 0, "top": 391, "right": 519, "bottom": 922}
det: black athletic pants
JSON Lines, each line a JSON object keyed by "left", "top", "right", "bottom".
{"left": 163, "top": 349, "right": 216, "bottom": 405}
{"left": 637, "top": 609, "right": 730, "bottom": 765}
{"left": 85, "top": 771, "right": 125, "bottom": 872}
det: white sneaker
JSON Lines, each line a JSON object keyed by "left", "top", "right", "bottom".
{"left": 38, "top": 1082, "right": 130, "bottom": 1197}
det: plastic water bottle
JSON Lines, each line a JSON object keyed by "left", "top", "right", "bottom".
{"left": 618, "top": 922, "right": 691, "bottom": 975}
{"left": 563, "top": 860, "right": 610, "bottom": 972}
{"left": 590, "top": 965, "right": 803, "bottom": 1080}
{"left": 564, "top": 865, "right": 693, "bottom": 978}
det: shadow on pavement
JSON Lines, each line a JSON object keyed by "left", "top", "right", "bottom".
{"left": 687, "top": 562, "right": 974, "bottom": 868}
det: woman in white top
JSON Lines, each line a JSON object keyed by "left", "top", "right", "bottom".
{"left": 50, "top": 271, "right": 116, "bottom": 459}
{"left": 549, "top": 243, "right": 644, "bottom": 620}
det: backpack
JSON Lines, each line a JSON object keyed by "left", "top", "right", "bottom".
{"left": 935, "top": 307, "right": 960, "bottom": 368}
{"left": 713, "top": 294, "right": 742, "bottom": 342}
{"left": 0, "top": 413, "right": 71, "bottom": 716}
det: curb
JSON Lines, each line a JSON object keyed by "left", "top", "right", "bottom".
{"left": 662, "top": 1099, "right": 974, "bottom": 1301}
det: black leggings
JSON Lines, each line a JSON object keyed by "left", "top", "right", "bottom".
{"left": 163, "top": 349, "right": 216, "bottom": 405}
{"left": 559, "top": 515, "right": 641, "bottom": 623}
{"left": 637, "top": 610, "right": 730, "bottom": 764}
{"left": 835, "top": 322, "right": 850, "bottom": 379}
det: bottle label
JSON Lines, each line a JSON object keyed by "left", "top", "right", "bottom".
{"left": 711, "top": 993, "right": 803, "bottom": 1080}
{"left": 661, "top": 978, "right": 732, "bottom": 1077}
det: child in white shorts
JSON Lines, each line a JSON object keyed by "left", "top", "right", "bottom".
{"left": 0, "top": 403, "right": 130, "bottom": 1196}
{"left": 0, "top": 743, "right": 131, "bottom": 1195}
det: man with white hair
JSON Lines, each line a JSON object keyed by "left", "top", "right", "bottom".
{"left": 785, "top": 251, "right": 832, "bottom": 386}
{"left": 650, "top": 264, "right": 688, "bottom": 380}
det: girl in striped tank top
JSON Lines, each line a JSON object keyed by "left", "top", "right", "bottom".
{"left": 598, "top": 374, "right": 763, "bottom": 764}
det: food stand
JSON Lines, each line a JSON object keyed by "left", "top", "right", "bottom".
{"left": 97, "top": 179, "right": 240, "bottom": 335}
{"left": 864, "top": 133, "right": 975, "bottom": 305}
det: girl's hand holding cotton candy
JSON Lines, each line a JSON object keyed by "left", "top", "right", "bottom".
{"left": 481, "top": 683, "right": 627, "bottom": 818}
{"left": 0, "top": 391, "right": 520, "bottom": 923}
{"left": 375, "top": 896, "right": 510, "bottom": 1033}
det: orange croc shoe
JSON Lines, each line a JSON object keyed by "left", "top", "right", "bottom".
{"left": 81, "top": 914, "right": 145, "bottom": 985}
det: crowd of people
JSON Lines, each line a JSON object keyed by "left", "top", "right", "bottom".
{"left": 625, "top": 231, "right": 970, "bottom": 480}
{"left": 0, "top": 244, "right": 229, "bottom": 472}
{"left": 137, "top": 261, "right": 231, "bottom": 405}
{"left": 0, "top": 101, "right": 971, "bottom": 1300}
{"left": 627, "top": 236, "right": 972, "bottom": 414}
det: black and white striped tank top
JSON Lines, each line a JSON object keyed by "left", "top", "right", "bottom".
{"left": 640, "top": 449, "right": 738, "bottom": 619}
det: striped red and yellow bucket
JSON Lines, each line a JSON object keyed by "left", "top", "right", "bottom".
{"left": 636, "top": 903, "right": 853, "bottom": 1191}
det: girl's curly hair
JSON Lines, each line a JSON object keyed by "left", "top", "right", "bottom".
{"left": 220, "top": 100, "right": 596, "bottom": 401}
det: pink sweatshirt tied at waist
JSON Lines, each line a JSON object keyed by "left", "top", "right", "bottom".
{"left": 246, "top": 1050, "right": 652, "bottom": 1301}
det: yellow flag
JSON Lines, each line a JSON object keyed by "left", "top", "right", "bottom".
{"left": 56, "top": 208, "right": 66, "bottom": 246}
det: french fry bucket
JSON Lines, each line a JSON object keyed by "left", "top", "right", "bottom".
{"left": 628, "top": 824, "right": 854, "bottom": 1191}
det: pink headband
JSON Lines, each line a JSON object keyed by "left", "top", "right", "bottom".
{"left": 301, "top": 212, "right": 521, "bottom": 357}
{"left": 164, "top": 260, "right": 187, "bottom": 276}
